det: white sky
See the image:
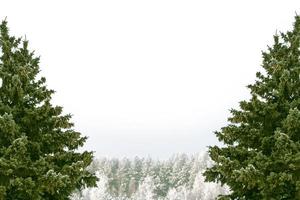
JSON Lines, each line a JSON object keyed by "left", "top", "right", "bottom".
{"left": 1, "top": 1, "right": 300, "bottom": 159}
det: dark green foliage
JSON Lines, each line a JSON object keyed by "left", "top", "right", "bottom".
{"left": 0, "top": 20, "right": 97, "bottom": 199}
{"left": 204, "top": 16, "right": 300, "bottom": 199}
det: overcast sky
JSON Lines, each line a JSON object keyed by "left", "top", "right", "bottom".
{"left": 1, "top": 1, "right": 300, "bottom": 159}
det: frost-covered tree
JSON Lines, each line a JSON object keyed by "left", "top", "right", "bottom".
{"left": 153, "top": 161, "right": 173, "bottom": 197}
{"left": 118, "top": 159, "right": 129, "bottom": 195}
{"left": 170, "top": 154, "right": 191, "bottom": 188}
{"left": 132, "top": 176, "right": 155, "bottom": 200}
{"left": 107, "top": 159, "right": 121, "bottom": 196}
{"left": 204, "top": 16, "right": 300, "bottom": 199}
{"left": 165, "top": 186, "right": 188, "bottom": 200}
{"left": 0, "top": 20, "right": 97, "bottom": 199}
{"left": 191, "top": 172, "right": 229, "bottom": 200}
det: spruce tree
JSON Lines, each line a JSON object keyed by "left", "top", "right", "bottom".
{"left": 204, "top": 16, "right": 300, "bottom": 199}
{"left": 0, "top": 20, "right": 97, "bottom": 199}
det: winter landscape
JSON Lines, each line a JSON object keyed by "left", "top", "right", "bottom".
{"left": 1, "top": 1, "right": 300, "bottom": 199}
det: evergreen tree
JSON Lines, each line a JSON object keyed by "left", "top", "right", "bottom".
{"left": 0, "top": 20, "right": 97, "bottom": 199}
{"left": 204, "top": 16, "right": 300, "bottom": 199}
{"left": 132, "top": 176, "right": 155, "bottom": 200}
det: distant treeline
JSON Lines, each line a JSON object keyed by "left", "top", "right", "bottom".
{"left": 71, "top": 152, "right": 229, "bottom": 200}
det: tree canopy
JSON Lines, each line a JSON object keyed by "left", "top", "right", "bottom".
{"left": 0, "top": 20, "right": 97, "bottom": 199}
{"left": 204, "top": 16, "right": 300, "bottom": 199}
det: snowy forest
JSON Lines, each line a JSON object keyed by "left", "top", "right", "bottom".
{"left": 71, "top": 152, "right": 229, "bottom": 200}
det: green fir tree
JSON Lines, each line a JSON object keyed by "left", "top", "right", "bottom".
{"left": 0, "top": 20, "right": 97, "bottom": 199}
{"left": 204, "top": 16, "right": 300, "bottom": 199}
